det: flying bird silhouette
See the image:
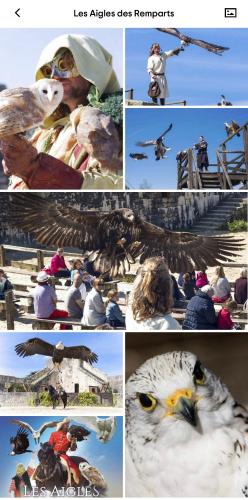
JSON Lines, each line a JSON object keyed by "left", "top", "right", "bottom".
{"left": 157, "top": 28, "right": 229, "bottom": 55}
{"left": 10, "top": 429, "right": 33, "bottom": 455}
{"left": 15, "top": 337, "right": 98, "bottom": 369}
{"left": 11, "top": 419, "right": 62, "bottom": 444}
{"left": 129, "top": 153, "right": 148, "bottom": 160}
{"left": 136, "top": 123, "right": 172, "bottom": 161}
{"left": 224, "top": 120, "right": 241, "bottom": 137}
{"left": 5, "top": 193, "right": 244, "bottom": 278}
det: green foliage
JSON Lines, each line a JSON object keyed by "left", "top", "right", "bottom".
{"left": 77, "top": 391, "right": 98, "bottom": 406}
{"left": 118, "top": 274, "right": 136, "bottom": 283}
{"left": 227, "top": 220, "right": 248, "bottom": 232}
{"left": 8, "top": 384, "right": 26, "bottom": 392}
{"left": 88, "top": 86, "right": 123, "bottom": 124}
{"left": 37, "top": 391, "right": 53, "bottom": 407}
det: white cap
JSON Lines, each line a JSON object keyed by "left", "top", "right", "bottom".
{"left": 201, "top": 285, "right": 214, "bottom": 296}
{"left": 37, "top": 271, "right": 50, "bottom": 283}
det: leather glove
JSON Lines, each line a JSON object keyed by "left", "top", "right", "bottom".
{"left": 0, "top": 134, "right": 84, "bottom": 189}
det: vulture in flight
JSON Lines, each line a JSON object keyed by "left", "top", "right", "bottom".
{"left": 225, "top": 120, "right": 241, "bottom": 137}
{"left": 129, "top": 153, "right": 148, "bottom": 160}
{"left": 5, "top": 194, "right": 244, "bottom": 278}
{"left": 157, "top": 28, "right": 229, "bottom": 55}
{"left": 136, "top": 123, "right": 172, "bottom": 161}
{"left": 15, "top": 337, "right": 98, "bottom": 369}
{"left": 10, "top": 429, "right": 32, "bottom": 455}
{"left": 11, "top": 419, "right": 62, "bottom": 444}
{"left": 218, "top": 94, "right": 232, "bottom": 106}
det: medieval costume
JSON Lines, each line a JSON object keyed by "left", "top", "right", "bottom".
{"left": 9, "top": 464, "right": 33, "bottom": 498}
{"left": 194, "top": 136, "right": 209, "bottom": 171}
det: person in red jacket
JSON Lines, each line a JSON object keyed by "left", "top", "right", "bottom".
{"left": 48, "top": 418, "right": 80, "bottom": 485}
{"left": 50, "top": 248, "right": 71, "bottom": 278}
{"left": 217, "top": 300, "right": 238, "bottom": 330}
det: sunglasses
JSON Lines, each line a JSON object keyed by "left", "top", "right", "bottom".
{"left": 41, "top": 49, "right": 80, "bottom": 79}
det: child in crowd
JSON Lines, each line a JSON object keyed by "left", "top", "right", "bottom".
{"left": 195, "top": 269, "right": 209, "bottom": 289}
{"left": 217, "top": 300, "right": 238, "bottom": 330}
{"left": 106, "top": 289, "right": 125, "bottom": 328}
{"left": 0, "top": 269, "right": 13, "bottom": 300}
{"left": 182, "top": 272, "right": 195, "bottom": 300}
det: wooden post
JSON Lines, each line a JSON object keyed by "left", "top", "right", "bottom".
{"left": 37, "top": 250, "right": 44, "bottom": 271}
{"left": 5, "top": 290, "right": 15, "bottom": 330}
{"left": 187, "top": 149, "right": 194, "bottom": 189}
{"left": 0, "top": 245, "right": 6, "bottom": 267}
{"left": 243, "top": 125, "right": 248, "bottom": 171}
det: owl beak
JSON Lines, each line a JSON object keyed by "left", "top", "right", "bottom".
{"left": 165, "top": 388, "right": 197, "bottom": 427}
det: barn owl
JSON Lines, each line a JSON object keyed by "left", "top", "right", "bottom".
{"left": 126, "top": 351, "right": 248, "bottom": 497}
{"left": 0, "top": 79, "right": 63, "bottom": 137}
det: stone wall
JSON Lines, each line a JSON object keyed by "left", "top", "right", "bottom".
{"left": 0, "top": 192, "right": 226, "bottom": 248}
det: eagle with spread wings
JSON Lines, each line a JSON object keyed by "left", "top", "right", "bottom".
{"left": 5, "top": 194, "right": 244, "bottom": 277}
{"left": 157, "top": 28, "right": 229, "bottom": 55}
{"left": 15, "top": 337, "right": 98, "bottom": 368}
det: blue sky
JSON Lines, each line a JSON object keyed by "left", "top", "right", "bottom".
{"left": 125, "top": 28, "right": 248, "bottom": 105}
{"left": 0, "top": 332, "right": 122, "bottom": 377}
{"left": 125, "top": 107, "right": 248, "bottom": 188}
{"left": 0, "top": 415, "right": 123, "bottom": 497}
{"left": 0, "top": 28, "right": 123, "bottom": 88}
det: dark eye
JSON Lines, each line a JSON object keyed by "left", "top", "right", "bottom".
{"left": 42, "top": 89, "right": 48, "bottom": 94}
{"left": 54, "top": 91, "right": 58, "bottom": 95}
{"left": 138, "top": 393, "right": 157, "bottom": 412}
{"left": 193, "top": 360, "right": 205, "bottom": 385}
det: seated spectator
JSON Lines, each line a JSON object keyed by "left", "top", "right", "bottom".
{"left": 126, "top": 257, "right": 181, "bottom": 331}
{"left": 211, "top": 266, "right": 231, "bottom": 303}
{"left": 71, "top": 259, "right": 93, "bottom": 293}
{"left": 217, "top": 299, "right": 238, "bottom": 330}
{"left": 178, "top": 271, "right": 195, "bottom": 288}
{"left": 82, "top": 252, "right": 101, "bottom": 277}
{"left": 182, "top": 285, "right": 217, "bottom": 330}
{"left": 33, "top": 271, "right": 69, "bottom": 330}
{"left": 0, "top": 269, "right": 13, "bottom": 300}
{"left": 170, "top": 274, "right": 185, "bottom": 307}
{"left": 106, "top": 289, "right": 125, "bottom": 328}
{"left": 234, "top": 269, "right": 247, "bottom": 305}
{"left": 82, "top": 278, "right": 107, "bottom": 327}
{"left": 182, "top": 272, "right": 195, "bottom": 300}
{"left": 195, "top": 269, "right": 209, "bottom": 289}
{"left": 49, "top": 248, "right": 71, "bottom": 278}
{"left": 65, "top": 274, "right": 85, "bottom": 319}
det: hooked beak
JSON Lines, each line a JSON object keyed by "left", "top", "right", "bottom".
{"left": 165, "top": 389, "right": 197, "bottom": 427}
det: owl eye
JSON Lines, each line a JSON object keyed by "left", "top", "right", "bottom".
{"left": 42, "top": 89, "right": 48, "bottom": 94}
{"left": 54, "top": 91, "right": 58, "bottom": 95}
{"left": 138, "top": 393, "right": 157, "bottom": 412}
{"left": 193, "top": 360, "right": 205, "bottom": 385}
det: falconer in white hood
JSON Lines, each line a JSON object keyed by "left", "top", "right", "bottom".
{"left": 2, "top": 34, "right": 123, "bottom": 190}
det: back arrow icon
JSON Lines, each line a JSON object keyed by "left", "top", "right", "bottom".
{"left": 15, "top": 8, "right": 21, "bottom": 17}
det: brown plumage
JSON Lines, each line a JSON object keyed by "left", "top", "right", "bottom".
{"left": 5, "top": 193, "right": 244, "bottom": 277}
{"left": 15, "top": 337, "right": 98, "bottom": 366}
{"left": 157, "top": 28, "right": 229, "bottom": 55}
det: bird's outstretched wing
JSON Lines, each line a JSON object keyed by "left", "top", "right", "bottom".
{"left": 62, "top": 345, "right": 98, "bottom": 365}
{"left": 39, "top": 421, "right": 62, "bottom": 436}
{"left": 136, "top": 220, "right": 244, "bottom": 272}
{"left": 15, "top": 338, "right": 55, "bottom": 358}
{"left": 11, "top": 419, "right": 34, "bottom": 434}
{"left": 5, "top": 194, "right": 133, "bottom": 253}
{"left": 157, "top": 123, "right": 173, "bottom": 142}
{"left": 136, "top": 140, "right": 156, "bottom": 147}
{"left": 75, "top": 417, "right": 116, "bottom": 443}
{"left": 157, "top": 28, "right": 229, "bottom": 55}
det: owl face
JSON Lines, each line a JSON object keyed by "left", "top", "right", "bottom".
{"left": 126, "top": 352, "right": 234, "bottom": 452}
{"left": 33, "top": 78, "right": 64, "bottom": 116}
